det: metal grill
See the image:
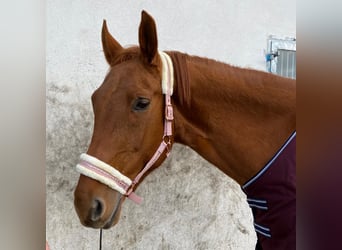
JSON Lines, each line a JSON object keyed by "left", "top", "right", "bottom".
{"left": 276, "top": 49, "right": 296, "bottom": 79}
{"left": 265, "top": 36, "right": 296, "bottom": 79}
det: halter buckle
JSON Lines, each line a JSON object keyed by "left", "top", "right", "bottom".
{"left": 162, "top": 135, "right": 172, "bottom": 157}
{"left": 165, "top": 105, "right": 174, "bottom": 121}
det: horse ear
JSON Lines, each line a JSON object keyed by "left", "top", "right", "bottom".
{"left": 139, "top": 10, "right": 158, "bottom": 65}
{"left": 101, "top": 20, "right": 123, "bottom": 65}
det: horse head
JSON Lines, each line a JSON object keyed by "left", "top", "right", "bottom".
{"left": 74, "top": 11, "right": 172, "bottom": 229}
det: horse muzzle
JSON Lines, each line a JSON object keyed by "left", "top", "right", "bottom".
{"left": 74, "top": 174, "right": 123, "bottom": 229}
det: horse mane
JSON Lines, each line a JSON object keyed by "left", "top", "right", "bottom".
{"left": 168, "top": 51, "right": 191, "bottom": 108}
{"left": 173, "top": 52, "right": 296, "bottom": 115}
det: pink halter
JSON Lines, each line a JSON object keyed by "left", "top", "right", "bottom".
{"left": 76, "top": 51, "right": 174, "bottom": 204}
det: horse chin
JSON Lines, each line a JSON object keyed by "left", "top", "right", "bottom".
{"left": 103, "top": 215, "right": 120, "bottom": 229}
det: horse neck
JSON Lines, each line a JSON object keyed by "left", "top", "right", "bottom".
{"left": 170, "top": 52, "right": 296, "bottom": 185}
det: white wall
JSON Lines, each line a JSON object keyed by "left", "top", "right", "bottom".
{"left": 46, "top": 1, "right": 295, "bottom": 249}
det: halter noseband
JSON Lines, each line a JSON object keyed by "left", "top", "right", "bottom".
{"left": 76, "top": 51, "right": 174, "bottom": 204}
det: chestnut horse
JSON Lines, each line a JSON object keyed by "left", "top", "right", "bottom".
{"left": 74, "top": 11, "right": 296, "bottom": 250}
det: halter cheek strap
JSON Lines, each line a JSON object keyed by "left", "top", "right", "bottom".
{"left": 75, "top": 51, "right": 174, "bottom": 205}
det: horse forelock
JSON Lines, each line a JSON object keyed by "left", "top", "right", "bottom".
{"left": 111, "top": 46, "right": 140, "bottom": 66}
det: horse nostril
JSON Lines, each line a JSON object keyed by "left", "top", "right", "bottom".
{"left": 90, "top": 198, "right": 104, "bottom": 222}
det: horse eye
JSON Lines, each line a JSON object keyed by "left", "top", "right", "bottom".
{"left": 132, "top": 97, "right": 150, "bottom": 111}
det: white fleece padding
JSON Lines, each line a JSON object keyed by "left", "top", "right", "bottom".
{"left": 76, "top": 164, "right": 127, "bottom": 195}
{"left": 80, "top": 154, "right": 132, "bottom": 184}
{"left": 159, "top": 51, "right": 174, "bottom": 96}
{"left": 75, "top": 153, "right": 133, "bottom": 195}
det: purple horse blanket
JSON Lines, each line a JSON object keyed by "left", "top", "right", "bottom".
{"left": 242, "top": 132, "right": 296, "bottom": 250}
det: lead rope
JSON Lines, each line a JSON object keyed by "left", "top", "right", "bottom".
{"left": 99, "top": 228, "right": 102, "bottom": 250}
